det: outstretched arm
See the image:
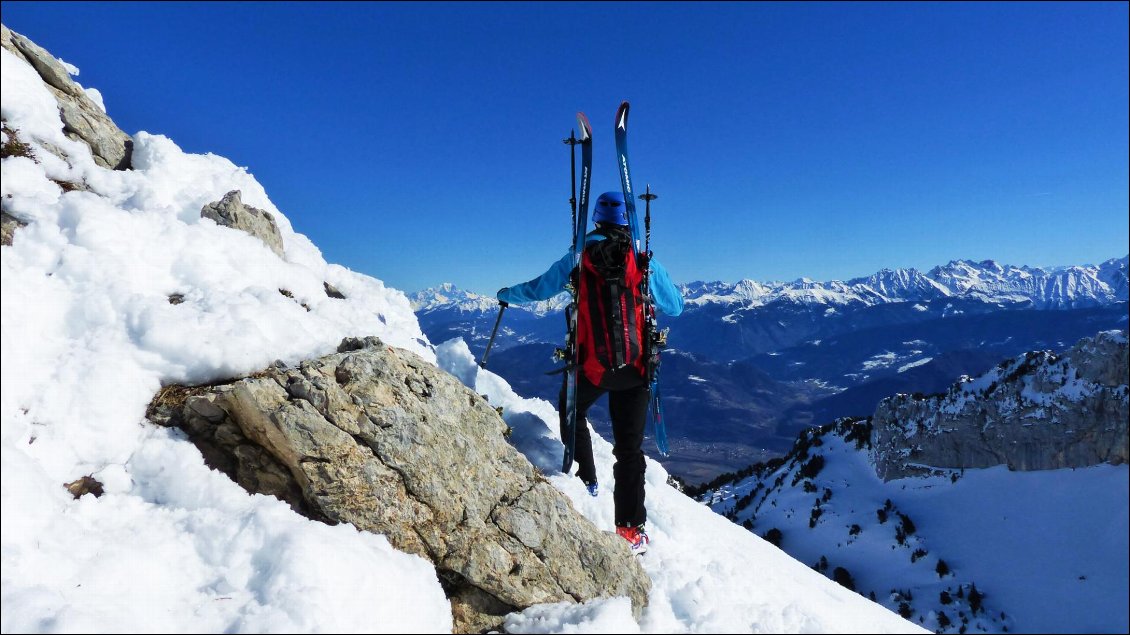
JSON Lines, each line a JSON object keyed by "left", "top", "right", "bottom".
{"left": 498, "top": 251, "right": 574, "bottom": 305}
{"left": 648, "top": 259, "right": 684, "bottom": 316}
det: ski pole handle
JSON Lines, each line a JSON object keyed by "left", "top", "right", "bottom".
{"left": 640, "top": 185, "right": 657, "bottom": 256}
{"left": 480, "top": 302, "right": 507, "bottom": 369}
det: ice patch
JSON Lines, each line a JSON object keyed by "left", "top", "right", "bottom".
{"left": 862, "top": 352, "right": 897, "bottom": 370}
{"left": 898, "top": 358, "right": 933, "bottom": 373}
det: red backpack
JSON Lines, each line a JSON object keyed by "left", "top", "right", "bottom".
{"left": 575, "top": 227, "right": 648, "bottom": 387}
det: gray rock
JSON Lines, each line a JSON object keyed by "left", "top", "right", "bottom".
{"left": 2, "top": 24, "right": 133, "bottom": 170}
{"left": 871, "top": 331, "right": 1129, "bottom": 480}
{"left": 148, "top": 336, "right": 650, "bottom": 633}
{"left": 324, "top": 281, "right": 346, "bottom": 299}
{"left": 2, "top": 211, "right": 27, "bottom": 247}
{"left": 200, "top": 190, "right": 285, "bottom": 258}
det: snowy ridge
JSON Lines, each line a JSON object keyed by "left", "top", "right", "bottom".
{"left": 706, "top": 423, "right": 1014, "bottom": 634}
{"left": 853, "top": 268, "right": 951, "bottom": 302}
{"left": 408, "top": 282, "right": 500, "bottom": 313}
{"left": 937, "top": 350, "right": 1099, "bottom": 418}
{"left": 701, "top": 417, "right": 1128, "bottom": 634}
{"left": 678, "top": 278, "right": 775, "bottom": 306}
{"left": 678, "top": 257, "right": 1128, "bottom": 310}
{"left": 2, "top": 41, "right": 444, "bottom": 633}
{"left": 411, "top": 283, "right": 570, "bottom": 316}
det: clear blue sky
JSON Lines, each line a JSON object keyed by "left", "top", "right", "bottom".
{"left": 4, "top": 2, "right": 1127, "bottom": 294}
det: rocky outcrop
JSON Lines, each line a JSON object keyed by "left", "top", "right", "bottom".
{"left": 148, "top": 336, "right": 649, "bottom": 633}
{"left": 2, "top": 24, "right": 133, "bottom": 170}
{"left": 2, "top": 211, "right": 27, "bottom": 247}
{"left": 1070, "top": 329, "right": 1130, "bottom": 387}
{"left": 871, "top": 330, "right": 1129, "bottom": 480}
{"left": 200, "top": 190, "right": 285, "bottom": 257}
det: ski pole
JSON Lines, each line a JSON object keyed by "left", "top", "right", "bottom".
{"left": 640, "top": 185, "right": 660, "bottom": 380}
{"left": 480, "top": 301, "right": 508, "bottom": 369}
{"left": 639, "top": 185, "right": 668, "bottom": 455}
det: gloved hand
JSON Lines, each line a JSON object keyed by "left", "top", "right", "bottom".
{"left": 496, "top": 288, "right": 510, "bottom": 307}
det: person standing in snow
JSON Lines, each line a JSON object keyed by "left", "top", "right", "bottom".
{"left": 497, "top": 191, "right": 684, "bottom": 554}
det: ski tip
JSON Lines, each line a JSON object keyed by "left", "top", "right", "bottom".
{"left": 616, "top": 101, "right": 630, "bottom": 130}
{"left": 576, "top": 112, "right": 592, "bottom": 141}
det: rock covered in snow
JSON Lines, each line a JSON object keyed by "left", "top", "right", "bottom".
{"left": 2, "top": 24, "right": 132, "bottom": 170}
{"left": 148, "top": 336, "right": 651, "bottom": 633}
{"left": 200, "top": 190, "right": 285, "bottom": 257}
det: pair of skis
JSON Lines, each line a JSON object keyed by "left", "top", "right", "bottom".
{"left": 615, "top": 102, "right": 669, "bottom": 460}
{"left": 561, "top": 101, "right": 668, "bottom": 475}
{"left": 561, "top": 111, "right": 592, "bottom": 473}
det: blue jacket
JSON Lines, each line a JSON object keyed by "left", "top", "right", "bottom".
{"left": 498, "top": 232, "right": 684, "bottom": 316}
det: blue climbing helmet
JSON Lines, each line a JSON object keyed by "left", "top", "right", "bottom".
{"left": 593, "top": 191, "right": 628, "bottom": 226}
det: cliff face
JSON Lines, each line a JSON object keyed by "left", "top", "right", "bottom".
{"left": 149, "top": 337, "right": 650, "bottom": 633}
{"left": 871, "top": 330, "right": 1129, "bottom": 480}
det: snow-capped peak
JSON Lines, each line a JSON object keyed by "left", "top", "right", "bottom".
{"left": 408, "top": 283, "right": 497, "bottom": 312}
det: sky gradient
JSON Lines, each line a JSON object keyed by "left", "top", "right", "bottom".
{"left": 3, "top": 1, "right": 1127, "bottom": 294}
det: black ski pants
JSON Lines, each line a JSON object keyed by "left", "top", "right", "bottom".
{"left": 559, "top": 368, "right": 650, "bottom": 528}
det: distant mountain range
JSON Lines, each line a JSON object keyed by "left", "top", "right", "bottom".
{"left": 415, "top": 257, "right": 1128, "bottom": 316}
{"left": 680, "top": 256, "right": 1128, "bottom": 310}
{"left": 411, "top": 256, "right": 1128, "bottom": 483}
